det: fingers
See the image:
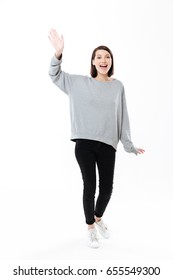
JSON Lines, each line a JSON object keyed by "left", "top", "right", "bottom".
{"left": 48, "top": 29, "right": 58, "bottom": 40}
{"left": 50, "top": 28, "right": 58, "bottom": 38}
{"left": 49, "top": 29, "right": 62, "bottom": 40}
{"left": 137, "top": 148, "right": 145, "bottom": 154}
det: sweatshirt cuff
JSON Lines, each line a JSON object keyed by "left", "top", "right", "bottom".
{"left": 124, "top": 144, "right": 138, "bottom": 155}
{"left": 51, "top": 54, "right": 62, "bottom": 65}
{"left": 131, "top": 146, "right": 139, "bottom": 155}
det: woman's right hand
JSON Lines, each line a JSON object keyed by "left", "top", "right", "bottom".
{"left": 48, "top": 29, "right": 64, "bottom": 59}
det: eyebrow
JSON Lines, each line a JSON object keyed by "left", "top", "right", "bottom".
{"left": 96, "top": 53, "right": 111, "bottom": 57}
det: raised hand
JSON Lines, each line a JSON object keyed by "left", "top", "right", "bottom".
{"left": 48, "top": 29, "right": 64, "bottom": 59}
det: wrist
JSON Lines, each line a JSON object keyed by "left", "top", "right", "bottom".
{"left": 55, "top": 52, "right": 62, "bottom": 60}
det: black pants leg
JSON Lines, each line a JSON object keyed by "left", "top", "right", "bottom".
{"left": 75, "top": 139, "right": 116, "bottom": 225}
{"left": 95, "top": 142, "right": 116, "bottom": 218}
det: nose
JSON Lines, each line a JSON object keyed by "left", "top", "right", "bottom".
{"left": 101, "top": 58, "right": 106, "bottom": 63}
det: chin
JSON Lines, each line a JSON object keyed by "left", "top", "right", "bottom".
{"left": 98, "top": 70, "right": 109, "bottom": 75}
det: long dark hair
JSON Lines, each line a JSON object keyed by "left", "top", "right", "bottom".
{"left": 90, "top": 45, "right": 114, "bottom": 78}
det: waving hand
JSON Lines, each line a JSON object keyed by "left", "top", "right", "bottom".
{"left": 48, "top": 29, "right": 64, "bottom": 59}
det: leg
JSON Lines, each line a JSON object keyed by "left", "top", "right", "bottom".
{"left": 95, "top": 143, "right": 116, "bottom": 218}
{"left": 75, "top": 140, "right": 97, "bottom": 225}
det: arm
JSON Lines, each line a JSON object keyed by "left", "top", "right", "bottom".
{"left": 48, "top": 29, "right": 74, "bottom": 94}
{"left": 120, "top": 87, "right": 145, "bottom": 155}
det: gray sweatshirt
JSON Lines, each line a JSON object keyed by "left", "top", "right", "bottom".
{"left": 49, "top": 55, "right": 138, "bottom": 155}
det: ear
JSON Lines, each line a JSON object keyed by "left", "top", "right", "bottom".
{"left": 92, "top": 59, "right": 95, "bottom": 66}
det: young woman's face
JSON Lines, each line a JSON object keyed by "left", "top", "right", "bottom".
{"left": 92, "top": 49, "right": 112, "bottom": 77}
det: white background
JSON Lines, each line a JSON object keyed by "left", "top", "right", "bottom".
{"left": 0, "top": 0, "right": 173, "bottom": 269}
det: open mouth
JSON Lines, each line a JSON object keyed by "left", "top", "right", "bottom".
{"left": 100, "top": 64, "right": 108, "bottom": 68}
{"left": 100, "top": 64, "right": 108, "bottom": 69}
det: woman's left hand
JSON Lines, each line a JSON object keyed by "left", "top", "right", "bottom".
{"left": 136, "top": 148, "right": 145, "bottom": 155}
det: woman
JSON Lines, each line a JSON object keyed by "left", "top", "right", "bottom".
{"left": 48, "top": 29, "right": 145, "bottom": 249}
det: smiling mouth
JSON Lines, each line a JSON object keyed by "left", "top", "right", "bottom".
{"left": 100, "top": 64, "right": 108, "bottom": 68}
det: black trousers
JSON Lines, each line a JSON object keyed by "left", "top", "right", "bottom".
{"left": 75, "top": 139, "right": 116, "bottom": 225}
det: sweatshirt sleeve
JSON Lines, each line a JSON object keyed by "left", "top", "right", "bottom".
{"left": 48, "top": 55, "right": 75, "bottom": 95}
{"left": 120, "top": 87, "right": 138, "bottom": 155}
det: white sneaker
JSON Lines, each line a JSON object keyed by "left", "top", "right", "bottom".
{"left": 87, "top": 228, "right": 99, "bottom": 248}
{"left": 95, "top": 219, "right": 110, "bottom": 239}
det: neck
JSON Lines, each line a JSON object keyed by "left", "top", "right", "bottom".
{"left": 95, "top": 74, "right": 112, "bottom": 82}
